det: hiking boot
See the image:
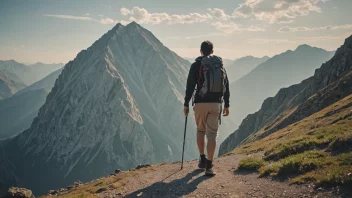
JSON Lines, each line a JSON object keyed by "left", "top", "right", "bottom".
{"left": 198, "top": 154, "right": 207, "bottom": 169}
{"left": 205, "top": 160, "right": 216, "bottom": 176}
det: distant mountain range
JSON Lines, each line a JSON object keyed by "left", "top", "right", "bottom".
{"left": 0, "top": 70, "right": 26, "bottom": 100}
{"left": 0, "top": 68, "right": 63, "bottom": 139}
{"left": 220, "top": 37, "right": 351, "bottom": 155}
{"left": 0, "top": 60, "right": 63, "bottom": 99}
{"left": 0, "top": 60, "right": 63, "bottom": 85}
{"left": 228, "top": 45, "right": 335, "bottom": 127}
{"left": 226, "top": 56, "right": 270, "bottom": 83}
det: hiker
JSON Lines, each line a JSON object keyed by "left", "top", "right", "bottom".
{"left": 184, "top": 40, "right": 230, "bottom": 176}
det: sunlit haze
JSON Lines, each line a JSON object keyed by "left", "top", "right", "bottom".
{"left": 0, "top": 0, "right": 351, "bottom": 63}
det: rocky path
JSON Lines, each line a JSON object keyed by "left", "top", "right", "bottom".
{"left": 98, "top": 154, "right": 338, "bottom": 198}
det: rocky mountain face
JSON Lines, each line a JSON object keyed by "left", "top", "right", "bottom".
{"left": 225, "top": 56, "right": 269, "bottom": 83}
{"left": 0, "top": 69, "right": 63, "bottom": 139}
{"left": 0, "top": 22, "right": 199, "bottom": 195}
{"left": 219, "top": 35, "right": 352, "bottom": 155}
{"left": 0, "top": 60, "right": 63, "bottom": 85}
{"left": 0, "top": 71, "right": 26, "bottom": 99}
{"left": 228, "top": 45, "right": 334, "bottom": 127}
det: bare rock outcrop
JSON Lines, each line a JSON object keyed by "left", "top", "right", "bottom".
{"left": 5, "top": 187, "right": 34, "bottom": 198}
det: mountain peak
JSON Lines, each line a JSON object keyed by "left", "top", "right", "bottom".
{"left": 295, "top": 44, "right": 326, "bottom": 52}
{"left": 0, "top": 59, "right": 18, "bottom": 64}
{"left": 125, "top": 21, "right": 143, "bottom": 31}
{"left": 242, "top": 55, "right": 255, "bottom": 59}
{"left": 129, "top": 21, "right": 139, "bottom": 25}
{"left": 112, "top": 23, "right": 124, "bottom": 30}
{"left": 295, "top": 44, "right": 313, "bottom": 51}
{"left": 0, "top": 21, "right": 194, "bottom": 195}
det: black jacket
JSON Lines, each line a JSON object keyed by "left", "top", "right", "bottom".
{"left": 184, "top": 56, "right": 230, "bottom": 108}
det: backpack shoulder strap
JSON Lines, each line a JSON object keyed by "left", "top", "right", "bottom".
{"left": 197, "top": 64, "right": 203, "bottom": 86}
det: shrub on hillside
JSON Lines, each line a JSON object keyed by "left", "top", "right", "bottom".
{"left": 238, "top": 157, "right": 265, "bottom": 171}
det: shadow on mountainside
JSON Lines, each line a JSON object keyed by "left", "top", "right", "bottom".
{"left": 124, "top": 169, "right": 211, "bottom": 198}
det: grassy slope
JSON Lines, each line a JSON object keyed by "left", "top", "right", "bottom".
{"left": 40, "top": 166, "right": 155, "bottom": 198}
{"left": 232, "top": 94, "right": 352, "bottom": 188}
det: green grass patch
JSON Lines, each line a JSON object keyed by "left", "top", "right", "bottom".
{"left": 315, "top": 165, "right": 352, "bottom": 187}
{"left": 238, "top": 157, "right": 265, "bottom": 171}
{"left": 261, "top": 150, "right": 352, "bottom": 188}
{"left": 260, "top": 151, "right": 331, "bottom": 177}
{"left": 327, "top": 135, "right": 352, "bottom": 152}
{"left": 264, "top": 137, "right": 320, "bottom": 161}
{"left": 264, "top": 125, "right": 350, "bottom": 161}
{"left": 336, "top": 153, "right": 352, "bottom": 165}
{"left": 292, "top": 165, "right": 352, "bottom": 187}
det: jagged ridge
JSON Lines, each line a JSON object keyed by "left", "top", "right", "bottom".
{"left": 219, "top": 35, "right": 352, "bottom": 155}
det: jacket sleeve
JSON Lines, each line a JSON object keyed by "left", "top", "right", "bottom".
{"left": 224, "top": 74, "right": 230, "bottom": 108}
{"left": 184, "top": 63, "right": 197, "bottom": 107}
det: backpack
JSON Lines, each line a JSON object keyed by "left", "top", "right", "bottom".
{"left": 197, "top": 55, "right": 227, "bottom": 100}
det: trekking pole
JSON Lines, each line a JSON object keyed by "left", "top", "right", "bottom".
{"left": 181, "top": 115, "right": 188, "bottom": 170}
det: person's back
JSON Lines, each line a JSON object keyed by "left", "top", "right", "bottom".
{"left": 184, "top": 40, "right": 230, "bottom": 176}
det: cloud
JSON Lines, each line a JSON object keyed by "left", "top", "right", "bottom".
{"left": 248, "top": 38, "right": 295, "bottom": 44}
{"left": 167, "top": 33, "right": 227, "bottom": 40}
{"left": 185, "top": 33, "right": 227, "bottom": 39}
{"left": 44, "top": 14, "right": 117, "bottom": 25}
{"left": 207, "top": 8, "right": 232, "bottom": 21}
{"left": 233, "top": 0, "right": 326, "bottom": 23}
{"left": 120, "top": 8, "right": 131, "bottom": 16}
{"left": 248, "top": 34, "right": 347, "bottom": 45}
{"left": 278, "top": 24, "right": 352, "bottom": 32}
{"left": 44, "top": 14, "right": 93, "bottom": 21}
{"left": 212, "top": 22, "right": 265, "bottom": 34}
{"left": 99, "top": 17, "right": 117, "bottom": 25}
{"left": 120, "top": 7, "right": 211, "bottom": 24}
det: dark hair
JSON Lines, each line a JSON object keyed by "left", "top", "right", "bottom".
{"left": 201, "top": 40, "right": 213, "bottom": 56}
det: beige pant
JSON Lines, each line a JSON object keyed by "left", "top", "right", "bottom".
{"left": 193, "top": 103, "right": 220, "bottom": 140}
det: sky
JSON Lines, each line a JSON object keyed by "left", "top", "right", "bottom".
{"left": 0, "top": 0, "right": 351, "bottom": 64}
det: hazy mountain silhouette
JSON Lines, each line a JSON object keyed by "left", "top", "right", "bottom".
{"left": 0, "top": 68, "right": 63, "bottom": 139}
{"left": 220, "top": 36, "right": 351, "bottom": 154}
{"left": 228, "top": 45, "right": 335, "bottom": 127}
{"left": 0, "top": 60, "right": 63, "bottom": 85}
{"left": 225, "top": 56, "right": 269, "bottom": 83}
{"left": 0, "top": 70, "right": 26, "bottom": 99}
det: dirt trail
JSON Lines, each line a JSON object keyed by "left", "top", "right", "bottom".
{"left": 98, "top": 154, "right": 338, "bottom": 198}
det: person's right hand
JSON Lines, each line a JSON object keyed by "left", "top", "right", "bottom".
{"left": 223, "top": 107, "right": 230, "bottom": 116}
{"left": 184, "top": 106, "right": 189, "bottom": 116}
